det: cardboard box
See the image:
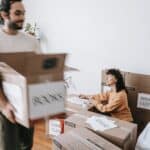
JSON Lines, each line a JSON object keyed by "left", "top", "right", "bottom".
{"left": 0, "top": 53, "right": 66, "bottom": 128}
{"left": 125, "top": 72, "right": 150, "bottom": 124}
{"left": 53, "top": 128, "right": 121, "bottom": 150}
{"left": 64, "top": 111, "right": 137, "bottom": 150}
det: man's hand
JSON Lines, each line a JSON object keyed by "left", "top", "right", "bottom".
{"left": 1, "top": 102, "right": 16, "bottom": 124}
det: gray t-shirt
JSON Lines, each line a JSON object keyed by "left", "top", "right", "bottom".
{"left": 0, "top": 28, "right": 40, "bottom": 53}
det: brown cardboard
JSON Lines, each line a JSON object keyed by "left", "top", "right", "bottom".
{"left": 53, "top": 128, "right": 121, "bottom": 150}
{"left": 0, "top": 52, "right": 66, "bottom": 79}
{"left": 64, "top": 111, "right": 137, "bottom": 150}
{"left": 0, "top": 53, "right": 66, "bottom": 128}
{"left": 125, "top": 72, "right": 150, "bottom": 123}
{"left": 0, "top": 52, "right": 34, "bottom": 74}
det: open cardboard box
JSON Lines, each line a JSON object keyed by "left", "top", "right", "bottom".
{"left": 0, "top": 52, "right": 67, "bottom": 128}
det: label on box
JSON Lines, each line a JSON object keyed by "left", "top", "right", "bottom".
{"left": 28, "top": 81, "right": 66, "bottom": 119}
{"left": 49, "top": 119, "right": 64, "bottom": 136}
{"left": 137, "top": 93, "right": 150, "bottom": 110}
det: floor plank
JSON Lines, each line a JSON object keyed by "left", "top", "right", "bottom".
{"left": 32, "top": 120, "right": 52, "bottom": 150}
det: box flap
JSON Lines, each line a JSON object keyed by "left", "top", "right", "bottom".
{"left": 0, "top": 52, "right": 34, "bottom": 74}
{"left": 0, "top": 52, "right": 66, "bottom": 82}
{"left": 0, "top": 63, "right": 30, "bottom": 127}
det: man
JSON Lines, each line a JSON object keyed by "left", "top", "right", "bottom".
{"left": 0, "top": 0, "right": 40, "bottom": 149}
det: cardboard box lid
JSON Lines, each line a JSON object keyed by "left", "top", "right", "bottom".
{"left": 65, "top": 111, "right": 137, "bottom": 147}
{"left": 0, "top": 52, "right": 66, "bottom": 76}
{"left": 0, "top": 52, "right": 34, "bottom": 74}
{"left": 0, "top": 63, "right": 29, "bottom": 127}
{"left": 0, "top": 62, "right": 26, "bottom": 85}
{"left": 53, "top": 128, "right": 121, "bottom": 150}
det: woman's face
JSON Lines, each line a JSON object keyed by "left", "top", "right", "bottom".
{"left": 106, "top": 74, "right": 117, "bottom": 86}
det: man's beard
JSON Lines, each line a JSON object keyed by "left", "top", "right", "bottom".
{"left": 8, "top": 20, "right": 24, "bottom": 30}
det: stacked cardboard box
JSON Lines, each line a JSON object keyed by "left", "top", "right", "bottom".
{"left": 0, "top": 52, "right": 66, "bottom": 128}
{"left": 53, "top": 128, "right": 121, "bottom": 150}
{"left": 64, "top": 111, "right": 137, "bottom": 150}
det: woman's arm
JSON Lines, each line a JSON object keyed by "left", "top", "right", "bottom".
{"left": 91, "top": 92, "right": 110, "bottom": 101}
{"left": 79, "top": 91, "right": 110, "bottom": 102}
{"left": 93, "top": 94, "right": 123, "bottom": 113}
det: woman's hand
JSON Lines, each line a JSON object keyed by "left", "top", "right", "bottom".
{"left": 92, "top": 99, "right": 99, "bottom": 106}
{"left": 79, "top": 94, "right": 92, "bottom": 100}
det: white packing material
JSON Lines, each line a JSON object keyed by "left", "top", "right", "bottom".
{"left": 86, "top": 116, "right": 117, "bottom": 131}
{"left": 135, "top": 122, "right": 150, "bottom": 150}
{"left": 67, "top": 96, "right": 92, "bottom": 108}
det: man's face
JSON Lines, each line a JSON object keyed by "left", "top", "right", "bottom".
{"left": 8, "top": 1, "right": 25, "bottom": 30}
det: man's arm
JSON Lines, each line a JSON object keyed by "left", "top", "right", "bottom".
{"left": 0, "top": 88, "right": 16, "bottom": 123}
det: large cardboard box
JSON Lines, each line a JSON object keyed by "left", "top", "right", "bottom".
{"left": 64, "top": 111, "right": 137, "bottom": 150}
{"left": 0, "top": 53, "right": 66, "bottom": 128}
{"left": 125, "top": 72, "right": 150, "bottom": 124}
{"left": 53, "top": 128, "right": 121, "bottom": 150}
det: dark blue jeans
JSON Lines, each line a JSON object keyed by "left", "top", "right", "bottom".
{"left": 0, "top": 113, "right": 34, "bottom": 150}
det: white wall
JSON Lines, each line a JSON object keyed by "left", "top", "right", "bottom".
{"left": 24, "top": 0, "right": 150, "bottom": 93}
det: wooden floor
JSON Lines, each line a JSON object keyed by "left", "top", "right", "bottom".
{"left": 32, "top": 120, "right": 52, "bottom": 150}
{"left": 32, "top": 112, "right": 73, "bottom": 150}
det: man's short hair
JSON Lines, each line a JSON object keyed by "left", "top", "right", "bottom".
{"left": 0, "top": 0, "right": 22, "bottom": 24}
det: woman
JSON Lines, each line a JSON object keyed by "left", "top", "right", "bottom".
{"left": 79, "top": 69, "right": 133, "bottom": 122}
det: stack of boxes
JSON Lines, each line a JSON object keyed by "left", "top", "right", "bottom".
{"left": 64, "top": 111, "right": 137, "bottom": 150}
